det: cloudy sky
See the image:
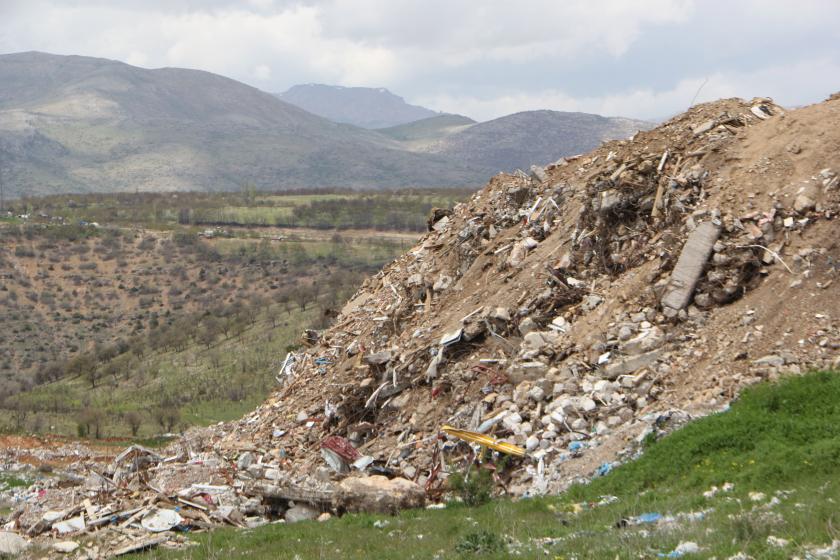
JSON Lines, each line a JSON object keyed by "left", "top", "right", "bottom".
{"left": 1, "top": 0, "right": 838, "bottom": 121}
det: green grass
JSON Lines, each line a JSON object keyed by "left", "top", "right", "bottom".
{"left": 142, "top": 371, "right": 840, "bottom": 559}
{"left": 191, "top": 205, "right": 294, "bottom": 226}
{"left": 0, "top": 473, "right": 30, "bottom": 489}
{"left": 575, "top": 369, "right": 840, "bottom": 497}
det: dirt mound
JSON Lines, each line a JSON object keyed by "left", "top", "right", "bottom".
{"left": 215, "top": 95, "right": 839, "bottom": 493}
{"left": 4, "top": 95, "right": 839, "bottom": 552}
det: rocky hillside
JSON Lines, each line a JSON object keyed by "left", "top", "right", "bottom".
{"left": 277, "top": 84, "right": 440, "bottom": 129}
{"left": 5, "top": 94, "right": 839, "bottom": 555}
{"left": 0, "top": 52, "right": 482, "bottom": 197}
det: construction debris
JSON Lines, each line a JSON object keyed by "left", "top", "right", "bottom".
{"left": 442, "top": 426, "right": 526, "bottom": 458}
{"left": 2, "top": 95, "right": 839, "bottom": 554}
{"left": 661, "top": 221, "right": 722, "bottom": 313}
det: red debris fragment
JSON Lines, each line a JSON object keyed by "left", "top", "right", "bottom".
{"left": 321, "top": 436, "right": 361, "bottom": 462}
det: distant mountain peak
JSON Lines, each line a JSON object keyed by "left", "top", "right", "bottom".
{"left": 277, "top": 83, "right": 440, "bottom": 129}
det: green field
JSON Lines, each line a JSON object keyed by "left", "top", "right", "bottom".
{"left": 141, "top": 371, "right": 840, "bottom": 559}
{"left": 8, "top": 189, "right": 470, "bottom": 231}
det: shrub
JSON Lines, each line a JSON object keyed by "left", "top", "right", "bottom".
{"left": 448, "top": 466, "right": 494, "bottom": 507}
{"left": 455, "top": 530, "right": 504, "bottom": 555}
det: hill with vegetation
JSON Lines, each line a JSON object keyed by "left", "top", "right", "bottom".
{"left": 0, "top": 52, "right": 484, "bottom": 197}
{"left": 423, "top": 109, "right": 654, "bottom": 172}
{"left": 0, "top": 53, "right": 655, "bottom": 199}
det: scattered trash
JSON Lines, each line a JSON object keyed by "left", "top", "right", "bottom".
{"left": 321, "top": 436, "right": 362, "bottom": 473}
{"left": 141, "top": 509, "right": 184, "bottom": 533}
{"left": 595, "top": 462, "right": 614, "bottom": 476}
{"left": 658, "top": 541, "right": 701, "bottom": 558}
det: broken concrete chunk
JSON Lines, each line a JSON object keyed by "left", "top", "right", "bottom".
{"left": 236, "top": 451, "right": 255, "bottom": 470}
{"left": 753, "top": 354, "right": 785, "bottom": 368}
{"left": 751, "top": 105, "right": 771, "bottom": 119}
{"left": 502, "top": 412, "right": 523, "bottom": 430}
{"left": 335, "top": 476, "right": 425, "bottom": 514}
{"left": 603, "top": 350, "right": 662, "bottom": 380}
{"left": 52, "top": 541, "right": 80, "bottom": 554}
{"left": 519, "top": 317, "right": 538, "bottom": 336}
{"left": 522, "top": 331, "right": 557, "bottom": 352}
{"left": 427, "top": 207, "right": 452, "bottom": 231}
{"left": 284, "top": 504, "right": 320, "bottom": 523}
{"left": 53, "top": 515, "right": 85, "bottom": 535}
{"left": 433, "top": 274, "right": 453, "bottom": 291}
{"left": 550, "top": 315, "right": 569, "bottom": 332}
{"left": 508, "top": 237, "right": 539, "bottom": 267}
{"left": 141, "top": 509, "right": 183, "bottom": 533}
{"left": 525, "top": 435, "right": 540, "bottom": 451}
{"left": 530, "top": 165, "right": 548, "bottom": 183}
{"left": 576, "top": 397, "right": 597, "bottom": 413}
{"left": 794, "top": 194, "right": 816, "bottom": 213}
{"left": 661, "top": 221, "right": 722, "bottom": 311}
{"left": 487, "top": 307, "right": 511, "bottom": 322}
{"left": 622, "top": 327, "right": 664, "bottom": 355}
{"left": 581, "top": 294, "right": 604, "bottom": 312}
{"left": 431, "top": 215, "right": 450, "bottom": 232}
{"left": 527, "top": 385, "right": 546, "bottom": 402}
{"left": 598, "top": 189, "right": 623, "bottom": 213}
{"left": 0, "top": 532, "right": 30, "bottom": 556}
{"left": 693, "top": 119, "right": 716, "bottom": 136}
{"left": 523, "top": 237, "right": 539, "bottom": 250}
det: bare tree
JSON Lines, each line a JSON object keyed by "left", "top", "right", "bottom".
{"left": 124, "top": 411, "right": 143, "bottom": 437}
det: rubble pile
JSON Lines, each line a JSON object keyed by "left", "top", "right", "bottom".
{"left": 3, "top": 95, "right": 839, "bottom": 555}
{"left": 217, "top": 96, "right": 838, "bottom": 495}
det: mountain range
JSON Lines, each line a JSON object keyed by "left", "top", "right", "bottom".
{"left": 0, "top": 52, "right": 652, "bottom": 198}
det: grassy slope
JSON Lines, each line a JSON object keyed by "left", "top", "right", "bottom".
{"left": 148, "top": 371, "right": 840, "bottom": 559}
{"left": 5, "top": 297, "right": 321, "bottom": 438}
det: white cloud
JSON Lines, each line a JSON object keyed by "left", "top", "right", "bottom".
{"left": 0, "top": 0, "right": 694, "bottom": 83}
{"left": 417, "top": 58, "right": 840, "bottom": 121}
{"left": 0, "top": 0, "right": 837, "bottom": 119}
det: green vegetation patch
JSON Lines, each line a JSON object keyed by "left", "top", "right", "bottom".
{"left": 0, "top": 473, "right": 31, "bottom": 489}
{"left": 574, "top": 369, "right": 840, "bottom": 498}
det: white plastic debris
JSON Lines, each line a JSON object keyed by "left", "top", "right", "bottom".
{"left": 141, "top": 509, "right": 183, "bottom": 532}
